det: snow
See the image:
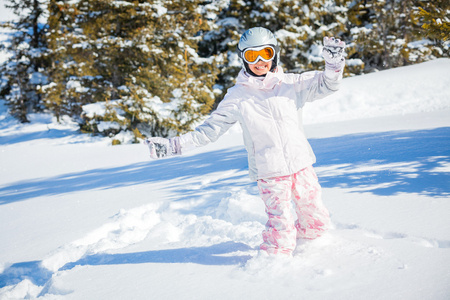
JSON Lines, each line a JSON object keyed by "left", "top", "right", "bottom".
{"left": 303, "top": 58, "right": 450, "bottom": 124}
{"left": 82, "top": 102, "right": 109, "bottom": 118}
{"left": 97, "top": 121, "right": 120, "bottom": 133}
{"left": 346, "top": 58, "right": 364, "bottom": 66}
{"left": 0, "top": 0, "right": 14, "bottom": 23}
{"left": 0, "top": 59, "right": 450, "bottom": 299}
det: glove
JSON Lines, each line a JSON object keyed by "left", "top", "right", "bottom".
{"left": 145, "top": 137, "right": 181, "bottom": 159}
{"left": 322, "top": 37, "right": 346, "bottom": 73}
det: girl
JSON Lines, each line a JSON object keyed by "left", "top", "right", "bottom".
{"left": 146, "top": 27, "right": 346, "bottom": 256}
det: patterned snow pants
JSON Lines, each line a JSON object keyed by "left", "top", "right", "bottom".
{"left": 257, "top": 166, "right": 330, "bottom": 255}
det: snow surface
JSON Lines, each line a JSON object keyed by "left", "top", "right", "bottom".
{"left": 0, "top": 59, "right": 449, "bottom": 299}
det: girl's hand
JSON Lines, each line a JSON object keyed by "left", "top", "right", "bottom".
{"left": 144, "top": 137, "right": 181, "bottom": 159}
{"left": 322, "top": 37, "right": 346, "bottom": 72}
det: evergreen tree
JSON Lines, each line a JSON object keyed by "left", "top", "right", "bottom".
{"left": 346, "top": 0, "right": 448, "bottom": 72}
{"left": 270, "top": 0, "right": 352, "bottom": 74}
{"left": 42, "top": 0, "right": 84, "bottom": 122}
{"left": 0, "top": 0, "right": 48, "bottom": 122}
{"left": 3, "top": 0, "right": 447, "bottom": 141}
{"left": 413, "top": 0, "right": 450, "bottom": 51}
{"left": 197, "top": 0, "right": 247, "bottom": 108}
{"left": 43, "top": 0, "right": 219, "bottom": 142}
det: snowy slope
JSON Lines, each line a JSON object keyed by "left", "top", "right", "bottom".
{"left": 0, "top": 59, "right": 449, "bottom": 299}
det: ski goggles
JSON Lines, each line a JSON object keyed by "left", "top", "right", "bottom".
{"left": 242, "top": 45, "right": 276, "bottom": 64}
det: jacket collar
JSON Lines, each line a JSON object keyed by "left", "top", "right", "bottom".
{"left": 237, "top": 66, "right": 284, "bottom": 90}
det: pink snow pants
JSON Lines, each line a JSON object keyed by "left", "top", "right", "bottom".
{"left": 257, "top": 166, "right": 330, "bottom": 255}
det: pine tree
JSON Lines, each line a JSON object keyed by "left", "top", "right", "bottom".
{"left": 43, "top": 0, "right": 219, "bottom": 142}
{"left": 4, "top": 0, "right": 446, "bottom": 138}
{"left": 270, "top": 0, "right": 352, "bottom": 74}
{"left": 346, "top": 0, "right": 448, "bottom": 72}
{"left": 412, "top": 0, "right": 450, "bottom": 53}
{"left": 197, "top": 0, "right": 248, "bottom": 108}
{"left": 347, "top": 0, "right": 401, "bottom": 71}
{"left": 0, "top": 0, "right": 48, "bottom": 122}
{"left": 42, "top": 0, "right": 85, "bottom": 122}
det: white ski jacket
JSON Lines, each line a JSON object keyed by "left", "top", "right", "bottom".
{"left": 179, "top": 67, "right": 342, "bottom": 181}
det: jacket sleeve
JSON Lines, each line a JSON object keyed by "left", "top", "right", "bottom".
{"left": 294, "top": 68, "right": 343, "bottom": 108}
{"left": 178, "top": 94, "right": 239, "bottom": 152}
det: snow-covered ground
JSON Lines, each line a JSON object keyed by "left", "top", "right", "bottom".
{"left": 0, "top": 59, "right": 449, "bottom": 299}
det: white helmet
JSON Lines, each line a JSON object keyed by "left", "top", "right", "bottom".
{"left": 238, "top": 27, "right": 278, "bottom": 52}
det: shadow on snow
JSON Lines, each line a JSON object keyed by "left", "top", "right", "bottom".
{"left": 0, "top": 242, "right": 253, "bottom": 289}
{"left": 0, "top": 261, "right": 52, "bottom": 288}
{"left": 1, "top": 127, "right": 449, "bottom": 291}
{"left": 311, "top": 127, "right": 450, "bottom": 197}
{"left": 59, "top": 241, "right": 253, "bottom": 270}
{"left": 0, "top": 128, "right": 85, "bottom": 145}
{"left": 0, "top": 147, "right": 250, "bottom": 205}
{"left": 0, "top": 127, "right": 449, "bottom": 206}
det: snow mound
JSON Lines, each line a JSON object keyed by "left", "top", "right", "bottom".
{"left": 304, "top": 58, "right": 450, "bottom": 124}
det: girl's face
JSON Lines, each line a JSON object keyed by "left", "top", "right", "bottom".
{"left": 248, "top": 59, "right": 273, "bottom": 76}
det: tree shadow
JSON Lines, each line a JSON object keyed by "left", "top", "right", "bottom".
{"left": 0, "top": 242, "right": 253, "bottom": 289}
{"left": 0, "top": 260, "right": 52, "bottom": 288}
{"left": 0, "top": 147, "right": 249, "bottom": 205}
{"left": 0, "top": 127, "right": 448, "bottom": 206}
{"left": 310, "top": 127, "right": 450, "bottom": 197}
{"left": 59, "top": 241, "right": 253, "bottom": 270}
{"left": 1, "top": 127, "right": 448, "bottom": 292}
{"left": 0, "top": 128, "right": 86, "bottom": 145}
